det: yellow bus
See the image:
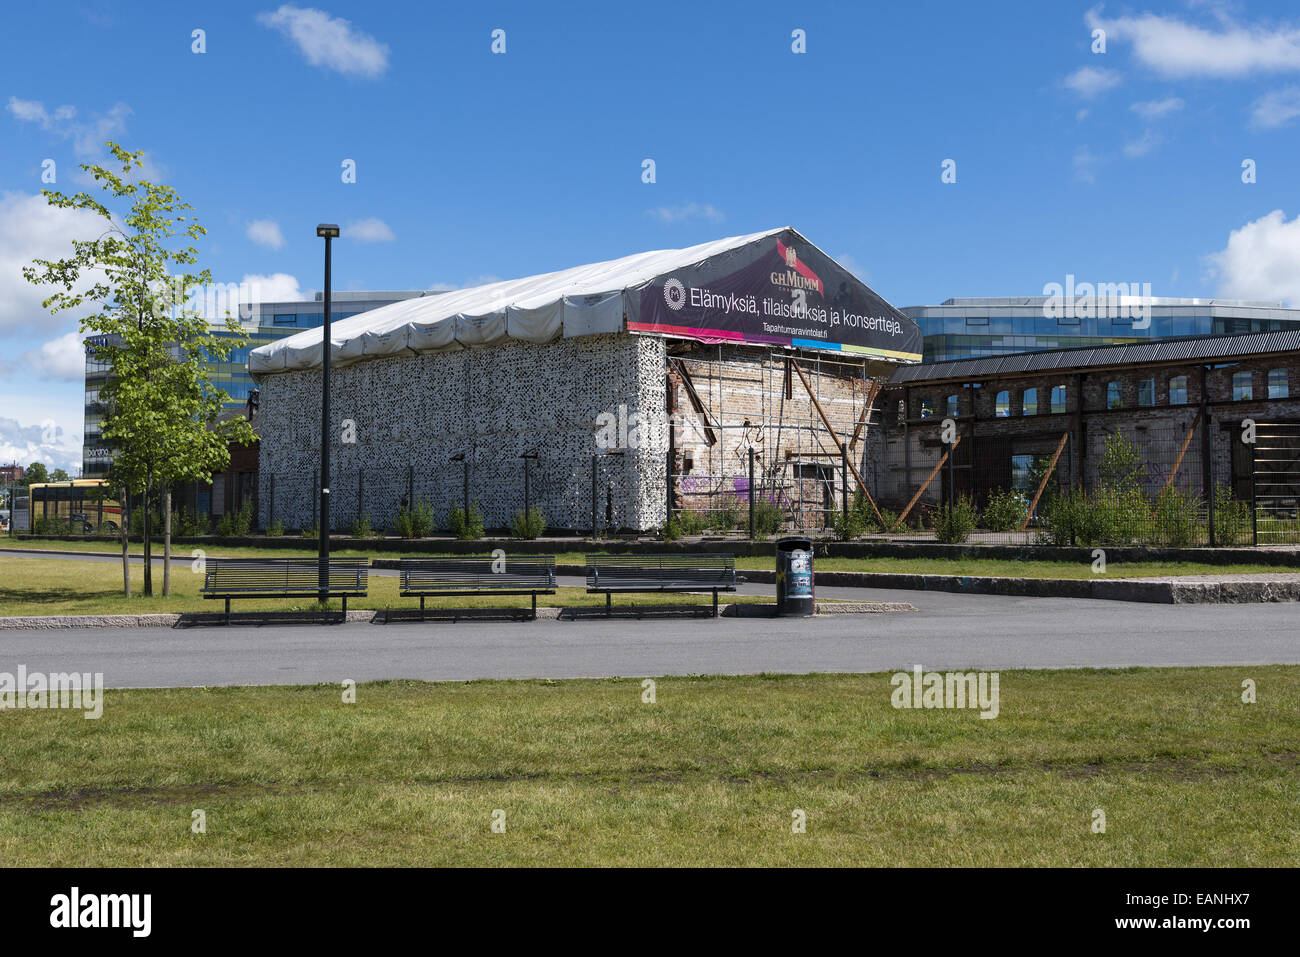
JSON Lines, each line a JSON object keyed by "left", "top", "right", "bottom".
{"left": 17, "top": 479, "right": 122, "bottom": 533}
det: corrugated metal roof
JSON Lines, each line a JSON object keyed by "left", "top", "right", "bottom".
{"left": 891, "top": 330, "right": 1300, "bottom": 384}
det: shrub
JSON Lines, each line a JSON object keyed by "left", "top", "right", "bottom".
{"left": 831, "top": 509, "right": 866, "bottom": 541}
{"left": 676, "top": 509, "right": 709, "bottom": 536}
{"left": 448, "top": 502, "right": 483, "bottom": 540}
{"left": 752, "top": 497, "right": 786, "bottom": 538}
{"left": 981, "top": 488, "right": 1028, "bottom": 532}
{"left": 1038, "top": 489, "right": 1089, "bottom": 546}
{"left": 509, "top": 506, "right": 546, "bottom": 540}
{"left": 661, "top": 515, "right": 682, "bottom": 542}
{"left": 266, "top": 518, "right": 285, "bottom": 537}
{"left": 34, "top": 516, "right": 70, "bottom": 535}
{"left": 300, "top": 523, "right": 318, "bottom": 539}
{"left": 170, "top": 506, "right": 209, "bottom": 538}
{"left": 395, "top": 498, "right": 435, "bottom": 539}
{"left": 1098, "top": 432, "right": 1147, "bottom": 492}
{"left": 876, "top": 507, "right": 900, "bottom": 532}
{"left": 352, "top": 513, "right": 375, "bottom": 539}
{"left": 215, "top": 499, "right": 254, "bottom": 537}
{"left": 712, "top": 494, "right": 744, "bottom": 532}
{"left": 1152, "top": 486, "right": 1201, "bottom": 547}
{"left": 934, "top": 496, "right": 977, "bottom": 544}
{"left": 1213, "top": 483, "right": 1250, "bottom": 546}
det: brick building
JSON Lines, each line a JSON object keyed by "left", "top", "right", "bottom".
{"left": 874, "top": 331, "right": 1300, "bottom": 520}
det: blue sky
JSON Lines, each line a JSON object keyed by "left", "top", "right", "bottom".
{"left": 4, "top": 0, "right": 1300, "bottom": 472}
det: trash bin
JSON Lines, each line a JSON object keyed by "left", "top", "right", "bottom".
{"left": 775, "top": 536, "right": 815, "bottom": 617}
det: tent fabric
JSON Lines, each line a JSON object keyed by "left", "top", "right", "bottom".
{"left": 249, "top": 228, "right": 786, "bottom": 376}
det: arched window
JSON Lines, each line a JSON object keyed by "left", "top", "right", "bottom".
{"left": 995, "top": 390, "right": 1010, "bottom": 417}
{"left": 1050, "top": 384, "right": 1066, "bottom": 414}
{"left": 1106, "top": 381, "right": 1122, "bottom": 409}
{"left": 946, "top": 394, "right": 959, "bottom": 418}
{"left": 1138, "top": 378, "right": 1155, "bottom": 407}
{"left": 1168, "top": 375, "right": 1187, "bottom": 406}
{"left": 1233, "top": 371, "right": 1253, "bottom": 401}
{"left": 1268, "top": 368, "right": 1289, "bottom": 399}
{"left": 1022, "top": 388, "right": 1038, "bottom": 416}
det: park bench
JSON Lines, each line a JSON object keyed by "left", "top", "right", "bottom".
{"left": 200, "top": 557, "right": 370, "bottom": 623}
{"left": 398, "top": 557, "right": 557, "bottom": 620}
{"left": 585, "top": 553, "right": 738, "bottom": 617}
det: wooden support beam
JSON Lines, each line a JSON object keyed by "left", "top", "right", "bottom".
{"left": 1020, "top": 432, "right": 1070, "bottom": 531}
{"left": 1162, "top": 412, "right": 1201, "bottom": 491}
{"left": 789, "top": 358, "right": 883, "bottom": 526}
{"left": 667, "top": 357, "right": 719, "bottom": 446}
{"left": 848, "top": 378, "right": 883, "bottom": 452}
{"left": 893, "top": 436, "right": 960, "bottom": 531}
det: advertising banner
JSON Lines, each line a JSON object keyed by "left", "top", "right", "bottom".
{"left": 628, "top": 229, "right": 922, "bottom": 361}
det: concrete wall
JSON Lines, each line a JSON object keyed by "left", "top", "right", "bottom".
{"left": 255, "top": 333, "right": 668, "bottom": 532}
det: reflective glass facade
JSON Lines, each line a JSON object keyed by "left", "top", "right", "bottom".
{"left": 902, "top": 297, "right": 1300, "bottom": 363}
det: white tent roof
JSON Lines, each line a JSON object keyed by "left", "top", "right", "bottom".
{"left": 249, "top": 228, "right": 787, "bottom": 376}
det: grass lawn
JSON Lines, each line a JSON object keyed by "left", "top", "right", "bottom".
{"left": 0, "top": 556, "right": 773, "bottom": 617}
{"left": 0, "top": 667, "right": 1295, "bottom": 866}
{"left": 2, "top": 537, "right": 1294, "bottom": 582}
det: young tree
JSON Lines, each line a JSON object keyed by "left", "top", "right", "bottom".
{"left": 50, "top": 468, "right": 70, "bottom": 482}
{"left": 22, "top": 462, "right": 49, "bottom": 486}
{"left": 23, "top": 143, "right": 254, "bottom": 596}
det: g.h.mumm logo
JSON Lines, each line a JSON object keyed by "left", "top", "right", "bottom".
{"left": 663, "top": 277, "right": 686, "bottom": 311}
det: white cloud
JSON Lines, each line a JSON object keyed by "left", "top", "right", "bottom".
{"left": 1063, "top": 66, "right": 1121, "bottom": 98}
{"left": 0, "top": 191, "right": 107, "bottom": 333}
{"left": 6, "top": 96, "right": 131, "bottom": 157}
{"left": 1250, "top": 86, "right": 1300, "bottom": 129}
{"left": 645, "top": 202, "right": 726, "bottom": 224}
{"left": 1122, "top": 129, "right": 1162, "bottom": 157}
{"left": 24, "top": 331, "right": 86, "bottom": 381}
{"left": 0, "top": 413, "right": 82, "bottom": 475}
{"left": 242, "top": 272, "right": 305, "bottom": 305}
{"left": 246, "top": 219, "right": 285, "bottom": 250}
{"left": 344, "top": 217, "right": 395, "bottom": 242}
{"left": 1072, "top": 145, "right": 1101, "bottom": 184}
{"left": 257, "top": 5, "right": 390, "bottom": 78}
{"left": 1087, "top": 6, "right": 1300, "bottom": 78}
{"left": 1205, "top": 209, "right": 1300, "bottom": 306}
{"left": 1130, "top": 96, "right": 1185, "bottom": 121}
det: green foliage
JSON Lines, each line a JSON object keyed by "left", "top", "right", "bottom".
{"left": 265, "top": 518, "right": 285, "bottom": 537}
{"left": 981, "top": 488, "right": 1028, "bottom": 532}
{"left": 22, "top": 463, "right": 49, "bottom": 486}
{"left": 1213, "top": 484, "right": 1250, "bottom": 546}
{"left": 876, "top": 507, "right": 900, "bottom": 532}
{"left": 676, "top": 509, "right": 709, "bottom": 536}
{"left": 509, "top": 506, "right": 547, "bottom": 540}
{"left": 752, "top": 498, "right": 786, "bottom": 538}
{"left": 169, "top": 505, "right": 208, "bottom": 538}
{"left": 300, "top": 523, "right": 318, "bottom": 539}
{"left": 351, "top": 514, "right": 375, "bottom": 539}
{"left": 49, "top": 468, "right": 70, "bottom": 483}
{"left": 1098, "top": 432, "right": 1146, "bottom": 492}
{"left": 934, "top": 496, "right": 978, "bottom": 544}
{"left": 661, "top": 515, "right": 682, "bottom": 542}
{"left": 1152, "top": 486, "right": 1201, "bottom": 547}
{"left": 34, "top": 516, "right": 71, "bottom": 536}
{"left": 711, "top": 494, "right": 744, "bottom": 532}
{"left": 448, "top": 502, "right": 483, "bottom": 540}
{"left": 831, "top": 508, "right": 866, "bottom": 541}
{"left": 394, "top": 499, "right": 435, "bottom": 539}
{"left": 214, "top": 500, "right": 253, "bottom": 537}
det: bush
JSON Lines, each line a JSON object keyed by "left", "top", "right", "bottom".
{"left": 509, "top": 506, "right": 546, "bottom": 540}
{"left": 34, "top": 516, "right": 70, "bottom": 535}
{"left": 1098, "top": 432, "right": 1147, "bottom": 492}
{"left": 876, "top": 507, "right": 900, "bottom": 532}
{"left": 300, "top": 523, "right": 318, "bottom": 539}
{"left": 981, "top": 488, "right": 1028, "bottom": 532}
{"left": 351, "top": 513, "right": 375, "bottom": 539}
{"left": 266, "top": 518, "right": 285, "bottom": 537}
{"left": 752, "top": 497, "right": 785, "bottom": 538}
{"left": 214, "top": 499, "right": 254, "bottom": 537}
{"left": 1152, "top": 486, "right": 1201, "bottom": 547}
{"left": 448, "top": 502, "right": 483, "bottom": 540}
{"left": 1213, "top": 483, "right": 1250, "bottom": 546}
{"left": 170, "top": 506, "right": 209, "bottom": 538}
{"left": 831, "top": 508, "right": 866, "bottom": 541}
{"left": 934, "top": 496, "right": 977, "bottom": 544}
{"left": 712, "top": 494, "right": 744, "bottom": 532}
{"left": 676, "top": 509, "right": 709, "bottom": 536}
{"left": 661, "top": 515, "right": 682, "bottom": 542}
{"left": 394, "top": 498, "right": 435, "bottom": 539}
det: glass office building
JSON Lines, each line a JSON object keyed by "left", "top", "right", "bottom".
{"left": 82, "top": 291, "right": 429, "bottom": 477}
{"left": 902, "top": 297, "right": 1300, "bottom": 363}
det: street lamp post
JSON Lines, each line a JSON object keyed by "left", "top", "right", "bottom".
{"left": 316, "top": 224, "right": 339, "bottom": 601}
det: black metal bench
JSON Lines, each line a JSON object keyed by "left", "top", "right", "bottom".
{"left": 398, "top": 557, "right": 557, "bottom": 620}
{"left": 585, "top": 553, "right": 737, "bottom": 617}
{"left": 200, "top": 558, "right": 369, "bottom": 623}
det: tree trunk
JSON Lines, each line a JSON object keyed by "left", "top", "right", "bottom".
{"left": 142, "top": 478, "right": 153, "bottom": 597}
{"left": 163, "top": 486, "right": 171, "bottom": 597}
{"left": 120, "top": 486, "right": 129, "bottom": 597}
